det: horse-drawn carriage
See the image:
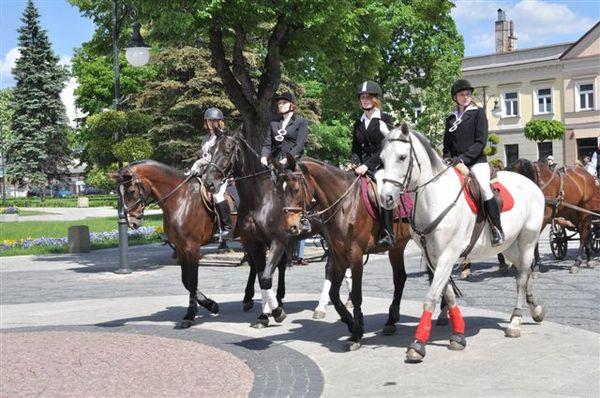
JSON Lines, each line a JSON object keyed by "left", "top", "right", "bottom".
{"left": 549, "top": 215, "right": 600, "bottom": 260}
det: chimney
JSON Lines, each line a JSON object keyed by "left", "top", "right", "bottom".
{"left": 508, "top": 20, "right": 518, "bottom": 51}
{"left": 495, "top": 8, "right": 510, "bottom": 53}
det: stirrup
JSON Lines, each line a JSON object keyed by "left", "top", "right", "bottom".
{"left": 214, "top": 228, "right": 231, "bottom": 240}
{"left": 377, "top": 231, "right": 395, "bottom": 247}
{"left": 490, "top": 226, "right": 505, "bottom": 247}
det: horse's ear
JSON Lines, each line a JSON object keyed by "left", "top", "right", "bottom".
{"left": 286, "top": 153, "right": 297, "bottom": 170}
{"left": 269, "top": 155, "right": 284, "bottom": 174}
{"left": 107, "top": 172, "right": 119, "bottom": 181}
{"left": 401, "top": 121, "right": 410, "bottom": 136}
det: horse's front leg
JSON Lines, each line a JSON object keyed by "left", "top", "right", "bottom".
{"left": 258, "top": 239, "right": 287, "bottom": 323}
{"left": 276, "top": 251, "right": 287, "bottom": 307}
{"left": 314, "top": 256, "right": 333, "bottom": 319}
{"left": 383, "top": 245, "right": 407, "bottom": 336}
{"left": 407, "top": 251, "right": 457, "bottom": 363}
{"left": 243, "top": 253, "right": 256, "bottom": 312}
{"left": 328, "top": 262, "right": 354, "bottom": 340}
{"left": 176, "top": 251, "right": 199, "bottom": 329}
{"left": 347, "top": 257, "right": 365, "bottom": 351}
{"left": 571, "top": 215, "right": 592, "bottom": 273}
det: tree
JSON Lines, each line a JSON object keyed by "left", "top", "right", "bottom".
{"left": 7, "top": 0, "right": 71, "bottom": 196}
{"left": 524, "top": 120, "right": 566, "bottom": 142}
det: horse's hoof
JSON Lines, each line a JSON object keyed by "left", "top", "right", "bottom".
{"left": 531, "top": 305, "right": 545, "bottom": 323}
{"left": 199, "top": 299, "right": 219, "bottom": 314}
{"left": 448, "top": 334, "right": 466, "bottom": 351}
{"left": 272, "top": 307, "right": 287, "bottom": 323}
{"left": 345, "top": 299, "right": 353, "bottom": 310}
{"left": 251, "top": 315, "right": 269, "bottom": 329}
{"left": 242, "top": 301, "right": 254, "bottom": 312}
{"left": 498, "top": 264, "right": 509, "bottom": 273}
{"left": 406, "top": 340, "right": 426, "bottom": 362}
{"left": 505, "top": 327, "right": 521, "bottom": 338}
{"left": 587, "top": 260, "right": 597, "bottom": 269}
{"left": 175, "top": 319, "right": 194, "bottom": 329}
{"left": 382, "top": 324, "right": 397, "bottom": 336}
{"left": 347, "top": 341, "right": 362, "bottom": 351}
{"left": 459, "top": 269, "right": 471, "bottom": 280}
{"left": 569, "top": 265, "right": 580, "bottom": 274}
{"left": 313, "top": 309, "right": 326, "bottom": 319}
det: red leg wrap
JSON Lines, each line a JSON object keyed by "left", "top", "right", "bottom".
{"left": 415, "top": 310, "right": 432, "bottom": 343}
{"left": 449, "top": 306, "right": 465, "bottom": 334}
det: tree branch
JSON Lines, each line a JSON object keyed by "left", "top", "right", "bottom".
{"left": 232, "top": 23, "right": 257, "bottom": 105}
{"left": 256, "top": 15, "right": 296, "bottom": 102}
{"left": 208, "top": 23, "right": 255, "bottom": 120}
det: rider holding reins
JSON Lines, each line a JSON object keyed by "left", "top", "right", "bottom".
{"left": 190, "top": 107, "right": 233, "bottom": 240}
{"left": 350, "top": 80, "right": 396, "bottom": 248}
{"left": 443, "top": 79, "right": 505, "bottom": 246}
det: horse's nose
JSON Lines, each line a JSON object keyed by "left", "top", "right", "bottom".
{"left": 385, "top": 194, "right": 395, "bottom": 208}
{"left": 289, "top": 225, "right": 298, "bottom": 235}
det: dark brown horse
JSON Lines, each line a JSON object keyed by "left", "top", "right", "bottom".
{"left": 116, "top": 160, "right": 235, "bottom": 328}
{"left": 509, "top": 159, "right": 599, "bottom": 272}
{"left": 203, "top": 130, "right": 327, "bottom": 328}
{"left": 275, "top": 154, "right": 419, "bottom": 350}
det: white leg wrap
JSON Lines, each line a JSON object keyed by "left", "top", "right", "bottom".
{"left": 261, "top": 289, "right": 272, "bottom": 314}
{"left": 344, "top": 268, "right": 353, "bottom": 293}
{"left": 317, "top": 279, "right": 332, "bottom": 309}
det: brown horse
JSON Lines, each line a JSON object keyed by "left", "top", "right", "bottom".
{"left": 275, "top": 154, "right": 428, "bottom": 350}
{"left": 116, "top": 160, "right": 235, "bottom": 328}
{"left": 509, "top": 159, "right": 599, "bottom": 273}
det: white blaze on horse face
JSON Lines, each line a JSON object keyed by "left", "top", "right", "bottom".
{"left": 282, "top": 181, "right": 287, "bottom": 192}
{"left": 380, "top": 136, "right": 411, "bottom": 209}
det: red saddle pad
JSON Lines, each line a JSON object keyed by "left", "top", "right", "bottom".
{"left": 454, "top": 169, "right": 514, "bottom": 214}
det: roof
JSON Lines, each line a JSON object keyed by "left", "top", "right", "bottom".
{"left": 462, "top": 43, "right": 573, "bottom": 72}
{"left": 560, "top": 21, "right": 600, "bottom": 60}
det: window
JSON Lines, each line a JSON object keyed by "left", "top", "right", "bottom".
{"left": 578, "top": 83, "right": 594, "bottom": 111}
{"left": 536, "top": 88, "right": 552, "bottom": 114}
{"left": 505, "top": 144, "right": 519, "bottom": 167}
{"left": 537, "top": 141, "right": 553, "bottom": 160}
{"left": 577, "top": 138, "right": 597, "bottom": 162}
{"left": 503, "top": 92, "right": 519, "bottom": 117}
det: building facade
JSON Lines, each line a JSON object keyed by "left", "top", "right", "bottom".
{"left": 461, "top": 11, "right": 599, "bottom": 167}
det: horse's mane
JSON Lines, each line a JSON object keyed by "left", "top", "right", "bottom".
{"left": 507, "top": 158, "right": 536, "bottom": 182}
{"left": 129, "top": 159, "right": 185, "bottom": 179}
{"left": 387, "top": 126, "right": 444, "bottom": 172}
{"left": 299, "top": 157, "right": 355, "bottom": 181}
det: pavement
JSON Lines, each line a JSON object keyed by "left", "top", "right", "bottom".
{"left": 14, "top": 206, "right": 162, "bottom": 222}
{"left": 1, "top": 226, "right": 599, "bottom": 398}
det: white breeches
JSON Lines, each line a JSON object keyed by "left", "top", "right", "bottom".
{"left": 470, "top": 162, "right": 494, "bottom": 201}
{"left": 214, "top": 182, "right": 227, "bottom": 203}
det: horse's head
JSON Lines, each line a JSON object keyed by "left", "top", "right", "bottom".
{"left": 203, "top": 130, "right": 242, "bottom": 193}
{"left": 380, "top": 122, "right": 419, "bottom": 209}
{"left": 272, "top": 154, "right": 314, "bottom": 236}
{"left": 114, "top": 165, "right": 151, "bottom": 229}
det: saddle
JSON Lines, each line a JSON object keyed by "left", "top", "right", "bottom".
{"left": 360, "top": 176, "right": 413, "bottom": 221}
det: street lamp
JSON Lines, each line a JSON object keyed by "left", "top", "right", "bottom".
{"left": 112, "top": 0, "right": 150, "bottom": 274}
{"left": 491, "top": 99, "right": 501, "bottom": 118}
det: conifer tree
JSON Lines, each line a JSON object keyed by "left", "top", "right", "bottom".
{"left": 7, "top": 0, "right": 71, "bottom": 195}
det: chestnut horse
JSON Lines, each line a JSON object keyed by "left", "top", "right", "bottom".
{"left": 275, "top": 154, "right": 445, "bottom": 350}
{"left": 116, "top": 160, "right": 235, "bottom": 328}
{"left": 509, "top": 159, "right": 599, "bottom": 273}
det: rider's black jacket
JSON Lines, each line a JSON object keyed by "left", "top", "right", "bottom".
{"left": 350, "top": 111, "right": 395, "bottom": 172}
{"left": 261, "top": 114, "right": 309, "bottom": 161}
{"left": 443, "top": 105, "right": 488, "bottom": 167}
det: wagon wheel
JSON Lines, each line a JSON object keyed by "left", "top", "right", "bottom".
{"left": 549, "top": 224, "right": 568, "bottom": 260}
{"left": 590, "top": 224, "right": 600, "bottom": 254}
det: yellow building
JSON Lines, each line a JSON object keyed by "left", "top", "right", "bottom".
{"left": 461, "top": 11, "right": 599, "bottom": 167}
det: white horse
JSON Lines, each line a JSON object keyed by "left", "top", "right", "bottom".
{"left": 379, "top": 123, "right": 546, "bottom": 362}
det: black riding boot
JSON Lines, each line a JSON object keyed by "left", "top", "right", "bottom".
{"left": 484, "top": 198, "right": 505, "bottom": 247}
{"left": 215, "top": 201, "right": 232, "bottom": 240}
{"left": 377, "top": 208, "right": 395, "bottom": 247}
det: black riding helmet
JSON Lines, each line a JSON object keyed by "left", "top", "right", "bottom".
{"left": 451, "top": 79, "right": 474, "bottom": 97}
{"left": 357, "top": 80, "right": 382, "bottom": 97}
{"left": 204, "top": 107, "right": 224, "bottom": 120}
{"left": 274, "top": 92, "right": 297, "bottom": 104}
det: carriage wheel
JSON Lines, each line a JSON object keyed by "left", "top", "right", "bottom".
{"left": 590, "top": 228, "right": 600, "bottom": 254}
{"left": 549, "top": 224, "right": 568, "bottom": 260}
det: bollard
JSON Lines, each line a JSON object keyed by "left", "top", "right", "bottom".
{"left": 68, "top": 225, "right": 91, "bottom": 253}
{"left": 77, "top": 197, "right": 89, "bottom": 208}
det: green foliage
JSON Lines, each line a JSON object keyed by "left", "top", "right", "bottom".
{"left": 524, "top": 120, "right": 566, "bottom": 142}
{"left": 483, "top": 133, "right": 500, "bottom": 157}
{"left": 3, "top": 195, "right": 118, "bottom": 208}
{"left": 0, "top": 89, "right": 14, "bottom": 152}
{"left": 85, "top": 167, "right": 116, "bottom": 192}
{"left": 489, "top": 158, "right": 505, "bottom": 170}
{"left": 81, "top": 110, "right": 152, "bottom": 167}
{"left": 488, "top": 133, "right": 500, "bottom": 144}
{"left": 112, "top": 136, "right": 153, "bottom": 162}
{"left": 306, "top": 120, "right": 353, "bottom": 166}
{"left": 7, "top": 0, "right": 71, "bottom": 187}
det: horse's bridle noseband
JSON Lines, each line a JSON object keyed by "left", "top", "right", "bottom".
{"left": 381, "top": 134, "right": 420, "bottom": 194}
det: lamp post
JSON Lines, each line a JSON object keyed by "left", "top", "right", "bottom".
{"left": 112, "top": 0, "right": 150, "bottom": 274}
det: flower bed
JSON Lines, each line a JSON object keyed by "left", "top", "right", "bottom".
{"left": 1, "top": 226, "right": 161, "bottom": 252}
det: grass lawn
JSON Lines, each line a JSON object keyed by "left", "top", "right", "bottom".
{"left": 1, "top": 214, "right": 163, "bottom": 240}
{"left": 13, "top": 209, "right": 58, "bottom": 216}
{"left": 0, "top": 214, "right": 164, "bottom": 256}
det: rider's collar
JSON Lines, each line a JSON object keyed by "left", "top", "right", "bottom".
{"left": 360, "top": 108, "right": 381, "bottom": 123}
{"left": 452, "top": 103, "right": 478, "bottom": 119}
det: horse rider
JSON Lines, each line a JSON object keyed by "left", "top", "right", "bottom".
{"left": 260, "top": 92, "right": 310, "bottom": 265}
{"left": 260, "top": 92, "right": 309, "bottom": 166}
{"left": 443, "top": 78, "right": 505, "bottom": 246}
{"left": 547, "top": 155, "right": 558, "bottom": 171}
{"left": 350, "top": 80, "right": 396, "bottom": 248}
{"left": 585, "top": 139, "right": 600, "bottom": 182}
{"left": 190, "top": 107, "right": 233, "bottom": 240}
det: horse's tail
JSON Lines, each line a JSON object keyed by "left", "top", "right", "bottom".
{"left": 507, "top": 158, "right": 536, "bottom": 183}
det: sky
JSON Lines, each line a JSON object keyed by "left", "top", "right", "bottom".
{"left": 1, "top": 0, "right": 599, "bottom": 122}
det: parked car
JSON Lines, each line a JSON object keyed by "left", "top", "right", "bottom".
{"left": 26, "top": 187, "right": 73, "bottom": 198}
{"left": 82, "top": 186, "right": 108, "bottom": 195}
